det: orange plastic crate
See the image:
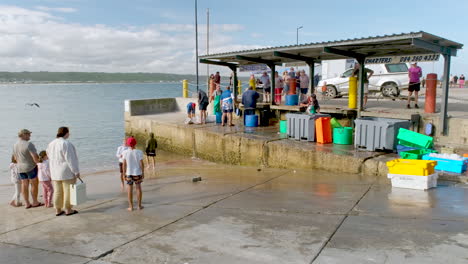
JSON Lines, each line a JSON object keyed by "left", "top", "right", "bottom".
{"left": 315, "top": 117, "right": 332, "bottom": 143}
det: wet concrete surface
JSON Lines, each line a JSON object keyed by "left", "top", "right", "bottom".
{"left": 1, "top": 152, "right": 468, "bottom": 263}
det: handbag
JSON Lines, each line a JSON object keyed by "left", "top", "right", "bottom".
{"left": 70, "top": 177, "right": 87, "bottom": 206}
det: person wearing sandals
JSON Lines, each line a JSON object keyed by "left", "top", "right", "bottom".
{"left": 13, "top": 129, "right": 43, "bottom": 209}
{"left": 122, "top": 137, "right": 144, "bottom": 211}
{"left": 47, "top": 127, "right": 80, "bottom": 216}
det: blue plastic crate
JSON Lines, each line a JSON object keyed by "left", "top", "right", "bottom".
{"left": 396, "top": 144, "right": 419, "bottom": 154}
{"left": 422, "top": 155, "right": 467, "bottom": 174}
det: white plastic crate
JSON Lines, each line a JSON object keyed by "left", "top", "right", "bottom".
{"left": 387, "top": 173, "right": 438, "bottom": 190}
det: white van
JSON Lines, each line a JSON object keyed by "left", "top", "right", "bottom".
{"left": 318, "top": 63, "right": 409, "bottom": 97}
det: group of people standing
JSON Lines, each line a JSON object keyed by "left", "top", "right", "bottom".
{"left": 248, "top": 68, "right": 311, "bottom": 103}
{"left": 10, "top": 127, "right": 80, "bottom": 216}
{"left": 450, "top": 74, "right": 465, "bottom": 88}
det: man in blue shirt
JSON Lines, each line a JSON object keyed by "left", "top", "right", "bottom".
{"left": 220, "top": 86, "right": 234, "bottom": 126}
{"left": 241, "top": 86, "right": 260, "bottom": 125}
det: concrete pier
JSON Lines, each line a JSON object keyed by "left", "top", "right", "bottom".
{"left": 1, "top": 151, "right": 468, "bottom": 263}
{"left": 124, "top": 97, "right": 468, "bottom": 181}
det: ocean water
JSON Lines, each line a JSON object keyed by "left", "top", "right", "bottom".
{"left": 0, "top": 83, "right": 182, "bottom": 184}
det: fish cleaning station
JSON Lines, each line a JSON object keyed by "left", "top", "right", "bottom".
{"left": 125, "top": 31, "right": 467, "bottom": 180}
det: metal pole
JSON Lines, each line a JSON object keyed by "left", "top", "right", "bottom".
{"left": 357, "top": 59, "right": 365, "bottom": 117}
{"left": 195, "top": 0, "right": 199, "bottom": 92}
{"left": 296, "top": 26, "right": 303, "bottom": 45}
{"left": 307, "top": 61, "right": 315, "bottom": 94}
{"left": 440, "top": 54, "right": 451, "bottom": 135}
{"left": 270, "top": 65, "right": 275, "bottom": 105}
{"left": 206, "top": 8, "right": 209, "bottom": 93}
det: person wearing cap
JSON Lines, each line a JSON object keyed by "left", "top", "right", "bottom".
{"left": 122, "top": 137, "right": 144, "bottom": 211}
{"left": 47, "top": 127, "right": 80, "bottom": 216}
{"left": 13, "top": 129, "right": 42, "bottom": 209}
{"left": 407, "top": 62, "right": 423, "bottom": 109}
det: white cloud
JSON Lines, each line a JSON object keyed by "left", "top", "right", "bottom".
{"left": 35, "top": 6, "right": 77, "bottom": 13}
{"left": 0, "top": 5, "right": 262, "bottom": 74}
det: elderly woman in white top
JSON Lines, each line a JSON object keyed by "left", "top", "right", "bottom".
{"left": 47, "top": 127, "right": 80, "bottom": 216}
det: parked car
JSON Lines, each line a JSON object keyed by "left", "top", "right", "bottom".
{"left": 318, "top": 63, "right": 409, "bottom": 97}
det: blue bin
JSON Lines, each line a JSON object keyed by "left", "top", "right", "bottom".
{"left": 216, "top": 112, "right": 222, "bottom": 124}
{"left": 245, "top": 115, "right": 259, "bottom": 127}
{"left": 285, "top": 94, "right": 299, "bottom": 106}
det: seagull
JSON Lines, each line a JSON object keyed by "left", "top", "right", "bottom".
{"left": 25, "top": 103, "right": 40, "bottom": 108}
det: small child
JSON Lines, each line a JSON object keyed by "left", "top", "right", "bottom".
{"left": 300, "top": 94, "right": 320, "bottom": 114}
{"left": 9, "top": 156, "right": 22, "bottom": 207}
{"left": 116, "top": 138, "right": 129, "bottom": 191}
{"left": 37, "top": 151, "right": 53, "bottom": 208}
{"left": 122, "top": 137, "right": 144, "bottom": 211}
{"left": 145, "top": 132, "right": 158, "bottom": 170}
{"left": 187, "top": 102, "right": 196, "bottom": 119}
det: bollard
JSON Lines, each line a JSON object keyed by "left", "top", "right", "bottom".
{"left": 348, "top": 77, "right": 357, "bottom": 109}
{"left": 425, "top": 73, "right": 437, "bottom": 113}
{"left": 238, "top": 80, "right": 242, "bottom": 95}
{"left": 289, "top": 78, "right": 297, "bottom": 95}
{"left": 183, "top": 79, "right": 188, "bottom": 98}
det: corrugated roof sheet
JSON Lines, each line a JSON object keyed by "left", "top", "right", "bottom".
{"left": 200, "top": 31, "right": 463, "bottom": 62}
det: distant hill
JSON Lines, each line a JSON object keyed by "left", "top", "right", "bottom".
{"left": 0, "top": 72, "right": 214, "bottom": 83}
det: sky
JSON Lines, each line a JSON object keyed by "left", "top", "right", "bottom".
{"left": 0, "top": 0, "right": 467, "bottom": 76}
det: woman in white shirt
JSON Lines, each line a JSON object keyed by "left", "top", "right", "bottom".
{"left": 47, "top": 127, "right": 80, "bottom": 216}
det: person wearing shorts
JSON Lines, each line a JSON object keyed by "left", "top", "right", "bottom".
{"left": 116, "top": 138, "right": 129, "bottom": 191}
{"left": 122, "top": 137, "right": 144, "bottom": 211}
{"left": 13, "top": 129, "right": 42, "bottom": 209}
{"left": 352, "top": 63, "right": 374, "bottom": 109}
{"left": 407, "top": 62, "right": 422, "bottom": 109}
{"left": 221, "top": 86, "right": 234, "bottom": 126}
{"left": 145, "top": 132, "right": 157, "bottom": 170}
{"left": 186, "top": 102, "right": 196, "bottom": 118}
{"left": 299, "top": 70, "right": 310, "bottom": 101}
{"left": 198, "top": 90, "right": 209, "bottom": 124}
{"left": 260, "top": 72, "right": 271, "bottom": 103}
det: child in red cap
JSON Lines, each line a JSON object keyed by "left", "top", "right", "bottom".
{"left": 122, "top": 137, "right": 144, "bottom": 211}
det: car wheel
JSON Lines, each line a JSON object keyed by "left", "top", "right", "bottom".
{"left": 325, "top": 85, "right": 337, "bottom": 98}
{"left": 381, "top": 82, "right": 399, "bottom": 97}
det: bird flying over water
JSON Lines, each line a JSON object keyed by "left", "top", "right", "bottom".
{"left": 25, "top": 103, "right": 40, "bottom": 108}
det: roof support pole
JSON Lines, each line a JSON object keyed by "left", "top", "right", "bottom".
{"left": 306, "top": 60, "right": 315, "bottom": 94}
{"left": 270, "top": 64, "right": 276, "bottom": 105}
{"left": 231, "top": 66, "right": 238, "bottom": 103}
{"left": 357, "top": 58, "right": 366, "bottom": 117}
{"left": 440, "top": 54, "right": 451, "bottom": 135}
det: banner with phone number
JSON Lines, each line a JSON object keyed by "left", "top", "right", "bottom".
{"left": 365, "top": 54, "right": 440, "bottom": 64}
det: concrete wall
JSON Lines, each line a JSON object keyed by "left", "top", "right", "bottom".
{"left": 127, "top": 97, "right": 215, "bottom": 117}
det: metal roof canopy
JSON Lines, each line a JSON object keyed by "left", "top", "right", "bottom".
{"left": 200, "top": 31, "right": 463, "bottom": 135}
{"left": 200, "top": 31, "right": 462, "bottom": 64}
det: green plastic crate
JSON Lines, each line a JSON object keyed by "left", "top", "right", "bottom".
{"left": 399, "top": 149, "right": 437, "bottom": 160}
{"left": 397, "top": 128, "right": 433, "bottom": 149}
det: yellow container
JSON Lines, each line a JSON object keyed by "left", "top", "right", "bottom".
{"left": 386, "top": 159, "right": 437, "bottom": 176}
{"left": 348, "top": 76, "right": 357, "bottom": 109}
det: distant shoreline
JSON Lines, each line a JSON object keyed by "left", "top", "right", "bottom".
{"left": 0, "top": 81, "right": 184, "bottom": 85}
